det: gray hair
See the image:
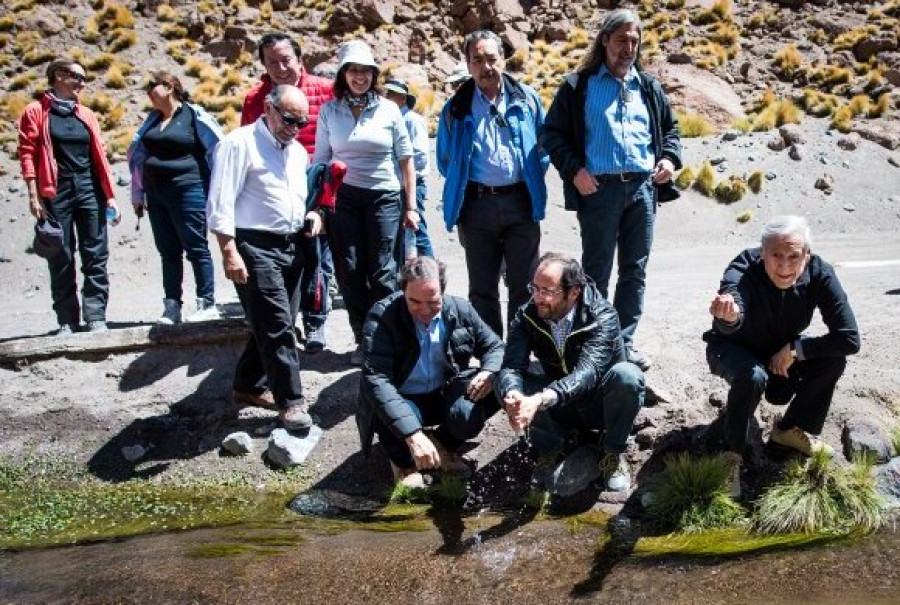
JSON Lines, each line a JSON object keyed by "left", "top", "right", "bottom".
{"left": 579, "top": 9, "right": 643, "bottom": 73}
{"left": 265, "top": 84, "right": 294, "bottom": 107}
{"left": 463, "top": 30, "right": 504, "bottom": 61}
{"left": 761, "top": 215, "right": 812, "bottom": 250}
{"left": 399, "top": 256, "right": 447, "bottom": 293}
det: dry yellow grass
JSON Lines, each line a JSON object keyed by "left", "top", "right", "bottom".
{"left": 22, "top": 49, "right": 55, "bottom": 67}
{"left": 868, "top": 93, "right": 891, "bottom": 118}
{"left": 9, "top": 73, "right": 36, "bottom": 92}
{"left": 773, "top": 44, "right": 803, "bottom": 78}
{"left": 105, "top": 65, "right": 126, "bottom": 89}
{"left": 674, "top": 166, "right": 696, "bottom": 189}
{"left": 1, "top": 92, "right": 32, "bottom": 120}
{"left": 694, "top": 161, "right": 716, "bottom": 197}
{"left": 748, "top": 170, "right": 764, "bottom": 194}
{"left": 108, "top": 29, "right": 137, "bottom": 53}
{"left": 677, "top": 111, "right": 716, "bottom": 138}
{"left": 156, "top": 4, "right": 177, "bottom": 21}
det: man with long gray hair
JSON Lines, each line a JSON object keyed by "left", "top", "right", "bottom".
{"left": 542, "top": 9, "right": 682, "bottom": 371}
{"left": 704, "top": 215, "right": 860, "bottom": 498}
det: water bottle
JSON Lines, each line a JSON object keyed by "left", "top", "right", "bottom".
{"left": 105, "top": 206, "right": 119, "bottom": 224}
{"left": 403, "top": 227, "right": 417, "bottom": 262}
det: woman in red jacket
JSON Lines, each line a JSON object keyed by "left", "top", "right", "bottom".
{"left": 18, "top": 59, "right": 119, "bottom": 335}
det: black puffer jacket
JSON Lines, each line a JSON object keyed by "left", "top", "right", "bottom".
{"left": 703, "top": 248, "right": 860, "bottom": 360}
{"left": 498, "top": 281, "right": 625, "bottom": 407}
{"left": 357, "top": 292, "right": 504, "bottom": 456}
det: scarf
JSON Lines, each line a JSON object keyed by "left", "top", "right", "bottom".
{"left": 47, "top": 90, "right": 76, "bottom": 116}
{"left": 343, "top": 90, "right": 376, "bottom": 109}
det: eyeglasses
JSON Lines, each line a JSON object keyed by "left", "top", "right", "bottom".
{"left": 275, "top": 108, "right": 309, "bottom": 128}
{"left": 488, "top": 104, "right": 508, "bottom": 128}
{"left": 63, "top": 69, "right": 87, "bottom": 84}
{"left": 527, "top": 283, "right": 565, "bottom": 298}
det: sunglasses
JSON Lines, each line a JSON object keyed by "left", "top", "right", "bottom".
{"left": 488, "top": 104, "right": 508, "bottom": 128}
{"left": 63, "top": 69, "right": 87, "bottom": 84}
{"left": 276, "top": 109, "right": 309, "bottom": 128}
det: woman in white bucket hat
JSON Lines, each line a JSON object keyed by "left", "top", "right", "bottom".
{"left": 313, "top": 40, "right": 419, "bottom": 365}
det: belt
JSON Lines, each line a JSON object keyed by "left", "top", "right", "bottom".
{"left": 594, "top": 172, "right": 650, "bottom": 183}
{"left": 466, "top": 181, "right": 526, "bottom": 196}
{"left": 235, "top": 227, "right": 304, "bottom": 245}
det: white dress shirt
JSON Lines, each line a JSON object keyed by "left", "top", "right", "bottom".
{"left": 207, "top": 117, "right": 309, "bottom": 236}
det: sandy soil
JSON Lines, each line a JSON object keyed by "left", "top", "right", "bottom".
{"left": 0, "top": 118, "right": 898, "bottom": 501}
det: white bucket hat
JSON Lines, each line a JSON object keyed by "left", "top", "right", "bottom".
{"left": 445, "top": 61, "right": 469, "bottom": 85}
{"left": 337, "top": 40, "right": 379, "bottom": 74}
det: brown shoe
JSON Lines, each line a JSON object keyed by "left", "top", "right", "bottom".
{"left": 426, "top": 433, "right": 473, "bottom": 477}
{"left": 232, "top": 389, "right": 277, "bottom": 410}
{"left": 279, "top": 404, "right": 313, "bottom": 431}
{"left": 390, "top": 461, "right": 426, "bottom": 489}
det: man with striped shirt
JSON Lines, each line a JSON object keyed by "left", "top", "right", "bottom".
{"left": 543, "top": 9, "right": 682, "bottom": 371}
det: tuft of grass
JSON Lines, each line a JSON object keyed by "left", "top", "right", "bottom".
{"left": 430, "top": 475, "right": 467, "bottom": 503}
{"left": 747, "top": 170, "right": 764, "bottom": 194}
{"left": 108, "top": 28, "right": 137, "bottom": 53}
{"left": 161, "top": 23, "right": 188, "bottom": 39}
{"left": 732, "top": 117, "right": 752, "bottom": 133}
{"left": 891, "top": 425, "right": 900, "bottom": 456}
{"left": 105, "top": 65, "right": 126, "bottom": 89}
{"left": 1, "top": 92, "right": 31, "bottom": 120}
{"left": 754, "top": 450, "right": 884, "bottom": 535}
{"left": 714, "top": 176, "right": 748, "bottom": 204}
{"left": 830, "top": 105, "right": 854, "bottom": 133}
{"left": 388, "top": 482, "right": 429, "bottom": 505}
{"left": 22, "top": 49, "right": 56, "bottom": 67}
{"left": 157, "top": 4, "right": 177, "bottom": 21}
{"left": 523, "top": 488, "right": 550, "bottom": 512}
{"left": 773, "top": 44, "right": 803, "bottom": 79}
{"left": 107, "top": 127, "right": 135, "bottom": 156}
{"left": 9, "top": 72, "right": 37, "bottom": 92}
{"left": 677, "top": 111, "right": 716, "bottom": 138}
{"left": 802, "top": 88, "right": 839, "bottom": 118}
{"left": 674, "top": 166, "right": 696, "bottom": 190}
{"left": 868, "top": 93, "right": 891, "bottom": 118}
{"left": 646, "top": 453, "right": 746, "bottom": 532}
{"left": 694, "top": 161, "right": 716, "bottom": 196}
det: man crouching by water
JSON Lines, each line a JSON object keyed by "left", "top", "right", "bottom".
{"left": 705, "top": 215, "right": 860, "bottom": 499}
{"left": 357, "top": 257, "right": 504, "bottom": 488}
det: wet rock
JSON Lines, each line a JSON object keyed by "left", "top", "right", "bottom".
{"left": 222, "top": 431, "right": 253, "bottom": 455}
{"left": 841, "top": 417, "right": 893, "bottom": 464}
{"left": 875, "top": 458, "right": 900, "bottom": 505}
{"left": 290, "top": 489, "right": 383, "bottom": 516}
{"left": 837, "top": 133, "right": 861, "bottom": 151}
{"left": 122, "top": 444, "right": 147, "bottom": 462}
{"left": 548, "top": 444, "right": 600, "bottom": 497}
{"left": 266, "top": 426, "right": 322, "bottom": 468}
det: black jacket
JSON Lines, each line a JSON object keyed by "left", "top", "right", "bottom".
{"left": 357, "top": 292, "right": 505, "bottom": 456}
{"left": 541, "top": 67, "right": 683, "bottom": 210}
{"left": 703, "top": 248, "right": 860, "bottom": 360}
{"left": 498, "top": 281, "right": 625, "bottom": 408}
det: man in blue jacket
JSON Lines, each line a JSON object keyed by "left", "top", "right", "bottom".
{"left": 436, "top": 29, "right": 549, "bottom": 337}
{"left": 542, "top": 9, "right": 682, "bottom": 371}
{"left": 705, "top": 215, "right": 860, "bottom": 498}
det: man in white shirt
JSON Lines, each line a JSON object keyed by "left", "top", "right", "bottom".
{"left": 207, "top": 85, "right": 323, "bottom": 430}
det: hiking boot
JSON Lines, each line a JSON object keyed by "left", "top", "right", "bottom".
{"left": 232, "top": 389, "right": 277, "bottom": 410}
{"left": 280, "top": 404, "right": 313, "bottom": 431}
{"left": 87, "top": 320, "right": 108, "bottom": 333}
{"left": 186, "top": 298, "right": 220, "bottom": 322}
{"left": 157, "top": 299, "right": 182, "bottom": 325}
{"left": 723, "top": 451, "right": 742, "bottom": 499}
{"left": 56, "top": 323, "right": 77, "bottom": 336}
{"left": 427, "top": 433, "right": 472, "bottom": 477}
{"left": 350, "top": 344, "right": 365, "bottom": 366}
{"left": 626, "top": 347, "right": 652, "bottom": 372}
{"left": 770, "top": 422, "right": 834, "bottom": 457}
{"left": 390, "top": 461, "right": 426, "bottom": 489}
{"left": 304, "top": 324, "right": 326, "bottom": 354}
{"left": 599, "top": 452, "right": 631, "bottom": 492}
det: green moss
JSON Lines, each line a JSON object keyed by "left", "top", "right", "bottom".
{"left": 634, "top": 528, "right": 847, "bottom": 558}
{"left": 566, "top": 509, "right": 612, "bottom": 533}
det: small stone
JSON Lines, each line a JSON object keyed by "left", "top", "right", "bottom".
{"left": 122, "top": 444, "right": 147, "bottom": 462}
{"left": 888, "top": 156, "right": 899, "bottom": 168}
{"left": 779, "top": 124, "right": 804, "bottom": 146}
{"left": 9, "top": 216, "right": 17, "bottom": 223}
{"left": 266, "top": 426, "right": 322, "bottom": 468}
{"left": 814, "top": 174, "right": 835, "bottom": 192}
{"left": 765, "top": 172, "right": 777, "bottom": 180}
{"left": 837, "top": 133, "right": 860, "bottom": 151}
{"left": 710, "top": 157, "right": 726, "bottom": 165}
{"left": 843, "top": 204, "right": 857, "bottom": 212}
{"left": 721, "top": 131, "right": 740, "bottom": 142}
{"left": 254, "top": 422, "right": 277, "bottom": 436}
{"left": 8, "top": 183, "right": 20, "bottom": 193}
{"left": 222, "top": 431, "right": 253, "bottom": 455}
{"left": 117, "top": 174, "right": 131, "bottom": 186}
{"left": 842, "top": 417, "right": 893, "bottom": 464}
{"left": 819, "top": 156, "right": 829, "bottom": 165}
{"left": 788, "top": 145, "right": 803, "bottom": 161}
{"left": 767, "top": 138, "right": 786, "bottom": 152}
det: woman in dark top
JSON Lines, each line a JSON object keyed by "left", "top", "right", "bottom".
{"left": 18, "top": 58, "right": 119, "bottom": 334}
{"left": 128, "top": 71, "right": 224, "bottom": 323}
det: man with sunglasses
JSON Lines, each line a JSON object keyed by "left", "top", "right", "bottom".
{"left": 542, "top": 9, "right": 682, "bottom": 372}
{"left": 207, "top": 85, "right": 324, "bottom": 431}
{"left": 498, "top": 252, "right": 644, "bottom": 494}
{"left": 436, "top": 29, "right": 549, "bottom": 338}
{"left": 241, "top": 32, "right": 335, "bottom": 356}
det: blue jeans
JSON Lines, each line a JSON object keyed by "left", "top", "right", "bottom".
{"left": 414, "top": 176, "right": 434, "bottom": 257}
{"left": 298, "top": 234, "right": 332, "bottom": 329}
{"left": 577, "top": 176, "right": 655, "bottom": 347}
{"left": 45, "top": 173, "right": 109, "bottom": 325}
{"left": 524, "top": 362, "right": 644, "bottom": 456}
{"left": 328, "top": 183, "right": 402, "bottom": 341}
{"left": 707, "top": 339, "right": 847, "bottom": 453}
{"left": 145, "top": 179, "right": 215, "bottom": 304}
{"left": 373, "top": 371, "right": 500, "bottom": 468}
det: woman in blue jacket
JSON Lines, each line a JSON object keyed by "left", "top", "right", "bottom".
{"left": 128, "top": 71, "right": 224, "bottom": 323}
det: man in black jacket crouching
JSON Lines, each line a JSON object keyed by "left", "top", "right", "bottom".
{"left": 357, "top": 256, "right": 504, "bottom": 488}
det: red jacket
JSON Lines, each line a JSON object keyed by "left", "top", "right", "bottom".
{"left": 241, "top": 70, "right": 334, "bottom": 155}
{"left": 17, "top": 92, "right": 116, "bottom": 201}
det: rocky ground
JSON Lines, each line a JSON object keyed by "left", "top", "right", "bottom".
{"left": 0, "top": 117, "right": 898, "bottom": 508}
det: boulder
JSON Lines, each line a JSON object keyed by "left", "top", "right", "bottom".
{"left": 21, "top": 7, "right": 65, "bottom": 36}
{"left": 222, "top": 431, "right": 253, "bottom": 455}
{"left": 266, "top": 426, "right": 322, "bottom": 468}
{"left": 329, "top": 0, "right": 395, "bottom": 34}
{"left": 853, "top": 34, "right": 898, "bottom": 63}
{"left": 853, "top": 122, "right": 900, "bottom": 151}
{"left": 499, "top": 24, "right": 530, "bottom": 56}
{"left": 650, "top": 64, "right": 746, "bottom": 128}
{"left": 841, "top": 417, "right": 893, "bottom": 464}
{"left": 494, "top": 0, "right": 526, "bottom": 21}
{"left": 875, "top": 458, "right": 900, "bottom": 505}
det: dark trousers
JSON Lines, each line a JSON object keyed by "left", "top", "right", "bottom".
{"left": 374, "top": 372, "right": 500, "bottom": 468}
{"left": 328, "top": 183, "right": 402, "bottom": 341}
{"left": 707, "top": 339, "right": 847, "bottom": 453}
{"left": 521, "top": 363, "right": 644, "bottom": 456}
{"left": 232, "top": 229, "right": 306, "bottom": 410}
{"left": 458, "top": 186, "right": 540, "bottom": 337}
{"left": 577, "top": 177, "right": 655, "bottom": 347}
{"left": 44, "top": 173, "right": 109, "bottom": 325}
{"left": 414, "top": 176, "right": 434, "bottom": 257}
{"left": 298, "top": 234, "right": 332, "bottom": 329}
{"left": 145, "top": 179, "right": 215, "bottom": 304}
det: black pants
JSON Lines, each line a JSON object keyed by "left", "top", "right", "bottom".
{"left": 45, "top": 173, "right": 109, "bottom": 326}
{"left": 707, "top": 340, "right": 847, "bottom": 453}
{"left": 232, "top": 229, "right": 306, "bottom": 410}
{"left": 457, "top": 186, "right": 540, "bottom": 337}
{"left": 373, "top": 371, "right": 500, "bottom": 468}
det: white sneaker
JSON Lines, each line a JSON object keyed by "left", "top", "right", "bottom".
{"left": 186, "top": 298, "right": 221, "bottom": 322}
{"left": 157, "top": 299, "right": 182, "bottom": 325}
